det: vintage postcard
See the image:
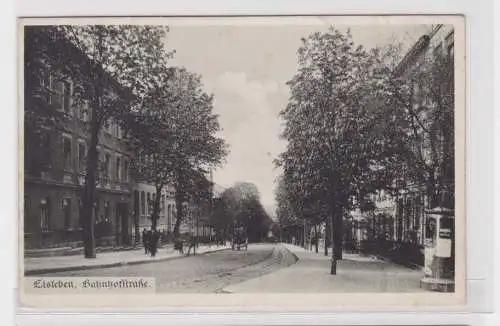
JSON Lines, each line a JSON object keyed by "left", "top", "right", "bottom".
{"left": 19, "top": 15, "right": 466, "bottom": 309}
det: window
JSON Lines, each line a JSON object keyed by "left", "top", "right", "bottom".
{"left": 95, "top": 199, "right": 101, "bottom": 222}
{"left": 107, "top": 120, "right": 114, "bottom": 134}
{"left": 52, "top": 78, "right": 71, "bottom": 113}
{"left": 104, "top": 201, "right": 110, "bottom": 222}
{"left": 123, "top": 160, "right": 128, "bottom": 181}
{"left": 62, "top": 198, "right": 72, "bottom": 229}
{"left": 167, "top": 204, "right": 171, "bottom": 226}
{"left": 40, "top": 198, "right": 50, "bottom": 231}
{"left": 140, "top": 192, "right": 146, "bottom": 215}
{"left": 78, "top": 198, "right": 84, "bottom": 228}
{"left": 52, "top": 79, "right": 64, "bottom": 109}
{"left": 39, "top": 70, "right": 51, "bottom": 89}
{"left": 147, "top": 193, "right": 151, "bottom": 212}
{"left": 62, "top": 80, "right": 71, "bottom": 113}
{"left": 115, "top": 157, "right": 121, "bottom": 180}
{"left": 96, "top": 149, "right": 101, "bottom": 183}
{"left": 114, "top": 124, "right": 122, "bottom": 139}
{"left": 78, "top": 143, "right": 86, "bottom": 172}
{"left": 41, "top": 133, "right": 51, "bottom": 167}
{"left": 133, "top": 191, "right": 139, "bottom": 217}
{"left": 79, "top": 101, "right": 89, "bottom": 122}
{"left": 104, "top": 154, "right": 111, "bottom": 181}
{"left": 62, "top": 137, "right": 72, "bottom": 171}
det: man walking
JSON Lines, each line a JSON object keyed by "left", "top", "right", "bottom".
{"left": 149, "top": 230, "right": 159, "bottom": 257}
{"left": 142, "top": 228, "right": 149, "bottom": 255}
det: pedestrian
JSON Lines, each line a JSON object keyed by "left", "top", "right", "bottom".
{"left": 142, "top": 228, "right": 149, "bottom": 255}
{"left": 150, "top": 230, "right": 159, "bottom": 257}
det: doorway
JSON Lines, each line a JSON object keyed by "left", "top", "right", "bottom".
{"left": 116, "top": 203, "right": 130, "bottom": 246}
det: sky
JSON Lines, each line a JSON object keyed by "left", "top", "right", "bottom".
{"left": 166, "top": 19, "right": 431, "bottom": 217}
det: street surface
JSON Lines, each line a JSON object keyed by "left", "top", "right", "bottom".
{"left": 50, "top": 243, "right": 291, "bottom": 293}
{"left": 225, "top": 244, "right": 426, "bottom": 293}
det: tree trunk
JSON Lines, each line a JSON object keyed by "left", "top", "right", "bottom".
{"left": 333, "top": 208, "right": 343, "bottom": 260}
{"left": 314, "top": 224, "right": 319, "bottom": 253}
{"left": 426, "top": 176, "right": 439, "bottom": 209}
{"left": 134, "top": 212, "right": 139, "bottom": 245}
{"left": 82, "top": 29, "right": 106, "bottom": 259}
{"left": 82, "top": 105, "right": 100, "bottom": 259}
{"left": 151, "top": 186, "right": 163, "bottom": 231}
{"left": 324, "top": 219, "right": 329, "bottom": 256}
{"left": 173, "top": 169, "right": 187, "bottom": 238}
{"left": 330, "top": 213, "right": 336, "bottom": 275}
{"left": 173, "top": 191, "right": 184, "bottom": 238}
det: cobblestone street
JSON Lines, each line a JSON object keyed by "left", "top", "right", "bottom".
{"left": 48, "top": 244, "right": 295, "bottom": 293}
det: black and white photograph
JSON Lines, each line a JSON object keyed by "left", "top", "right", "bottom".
{"left": 19, "top": 16, "right": 465, "bottom": 307}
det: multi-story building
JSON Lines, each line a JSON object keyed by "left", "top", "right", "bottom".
{"left": 349, "top": 25, "right": 455, "bottom": 265}
{"left": 23, "top": 28, "right": 216, "bottom": 249}
{"left": 390, "top": 24, "right": 455, "bottom": 246}
{"left": 132, "top": 170, "right": 215, "bottom": 240}
{"left": 23, "top": 29, "right": 133, "bottom": 249}
{"left": 132, "top": 183, "right": 176, "bottom": 236}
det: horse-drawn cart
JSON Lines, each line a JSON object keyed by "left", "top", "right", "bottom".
{"left": 231, "top": 225, "right": 248, "bottom": 251}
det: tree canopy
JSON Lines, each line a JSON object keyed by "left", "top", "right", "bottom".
{"left": 276, "top": 27, "right": 455, "bottom": 259}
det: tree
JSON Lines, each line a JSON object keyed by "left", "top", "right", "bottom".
{"left": 140, "top": 68, "right": 228, "bottom": 238}
{"left": 274, "top": 176, "right": 297, "bottom": 242}
{"left": 27, "top": 25, "right": 174, "bottom": 258}
{"left": 126, "top": 80, "right": 176, "bottom": 231}
{"left": 215, "top": 182, "right": 272, "bottom": 243}
{"left": 278, "top": 27, "right": 455, "bottom": 273}
{"left": 125, "top": 65, "right": 225, "bottom": 235}
{"left": 210, "top": 197, "right": 233, "bottom": 240}
{"left": 277, "top": 28, "right": 403, "bottom": 272}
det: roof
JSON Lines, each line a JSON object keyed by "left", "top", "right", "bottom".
{"left": 392, "top": 25, "right": 444, "bottom": 77}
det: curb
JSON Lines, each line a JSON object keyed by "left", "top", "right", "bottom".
{"left": 280, "top": 245, "right": 299, "bottom": 266}
{"left": 24, "top": 247, "right": 231, "bottom": 276}
{"left": 420, "top": 277, "right": 455, "bottom": 292}
{"left": 373, "top": 254, "right": 423, "bottom": 271}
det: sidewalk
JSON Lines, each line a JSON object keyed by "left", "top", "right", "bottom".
{"left": 24, "top": 244, "right": 231, "bottom": 276}
{"left": 223, "top": 244, "right": 425, "bottom": 293}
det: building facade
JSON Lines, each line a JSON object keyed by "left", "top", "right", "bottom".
{"left": 349, "top": 25, "right": 455, "bottom": 266}
{"left": 23, "top": 29, "right": 215, "bottom": 249}
{"left": 23, "top": 62, "right": 133, "bottom": 249}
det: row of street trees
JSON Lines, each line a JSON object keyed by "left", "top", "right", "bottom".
{"left": 25, "top": 25, "right": 228, "bottom": 258}
{"left": 211, "top": 182, "right": 273, "bottom": 243}
{"left": 275, "top": 27, "right": 454, "bottom": 273}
